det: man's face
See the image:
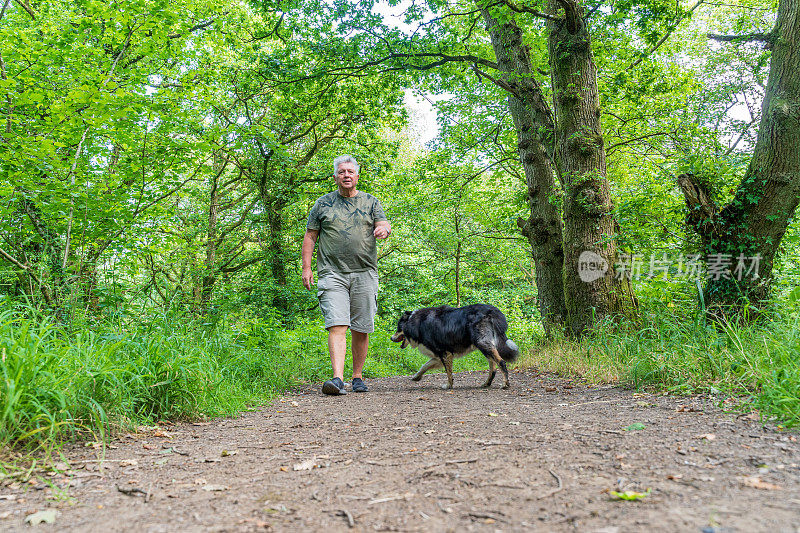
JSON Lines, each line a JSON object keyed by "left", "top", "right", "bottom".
{"left": 335, "top": 162, "right": 359, "bottom": 191}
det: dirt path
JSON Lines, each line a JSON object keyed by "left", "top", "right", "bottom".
{"left": 2, "top": 370, "right": 800, "bottom": 532}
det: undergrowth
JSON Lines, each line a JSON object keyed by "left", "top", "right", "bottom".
{"left": 0, "top": 306, "right": 424, "bottom": 451}
{"left": 519, "top": 297, "right": 800, "bottom": 428}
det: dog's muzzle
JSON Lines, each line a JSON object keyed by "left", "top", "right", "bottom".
{"left": 391, "top": 332, "right": 408, "bottom": 348}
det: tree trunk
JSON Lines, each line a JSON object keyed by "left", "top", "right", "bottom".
{"left": 455, "top": 213, "right": 462, "bottom": 307}
{"left": 680, "top": 0, "right": 800, "bottom": 314}
{"left": 547, "top": 0, "right": 632, "bottom": 336}
{"left": 268, "top": 204, "right": 287, "bottom": 286}
{"left": 200, "top": 169, "right": 219, "bottom": 314}
{"left": 482, "top": 9, "right": 568, "bottom": 334}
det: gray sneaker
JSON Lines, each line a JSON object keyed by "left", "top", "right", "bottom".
{"left": 351, "top": 377, "right": 369, "bottom": 393}
{"left": 322, "top": 377, "right": 347, "bottom": 395}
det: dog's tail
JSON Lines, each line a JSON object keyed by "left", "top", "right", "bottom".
{"left": 498, "top": 337, "right": 519, "bottom": 363}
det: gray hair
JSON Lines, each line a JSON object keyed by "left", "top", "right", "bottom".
{"left": 333, "top": 155, "right": 360, "bottom": 176}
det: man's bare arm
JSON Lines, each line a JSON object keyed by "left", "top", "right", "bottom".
{"left": 373, "top": 220, "right": 391, "bottom": 239}
{"left": 301, "top": 229, "right": 319, "bottom": 289}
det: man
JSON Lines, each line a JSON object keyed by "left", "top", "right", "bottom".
{"left": 302, "top": 155, "right": 391, "bottom": 395}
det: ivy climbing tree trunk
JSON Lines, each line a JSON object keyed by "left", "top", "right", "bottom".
{"left": 482, "top": 9, "right": 567, "bottom": 335}
{"left": 547, "top": 0, "right": 631, "bottom": 335}
{"left": 679, "top": 0, "right": 800, "bottom": 314}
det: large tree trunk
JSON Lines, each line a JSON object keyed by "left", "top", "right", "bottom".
{"left": 680, "top": 0, "right": 800, "bottom": 314}
{"left": 548, "top": 0, "right": 632, "bottom": 336}
{"left": 482, "top": 9, "right": 568, "bottom": 334}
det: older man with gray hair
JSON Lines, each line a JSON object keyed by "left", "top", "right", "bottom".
{"left": 302, "top": 155, "right": 391, "bottom": 395}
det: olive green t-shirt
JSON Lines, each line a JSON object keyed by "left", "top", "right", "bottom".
{"left": 306, "top": 191, "right": 388, "bottom": 276}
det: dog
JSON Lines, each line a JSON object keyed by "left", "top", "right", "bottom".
{"left": 390, "top": 304, "right": 519, "bottom": 389}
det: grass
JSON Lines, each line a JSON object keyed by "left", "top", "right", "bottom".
{"left": 0, "top": 306, "right": 431, "bottom": 450}
{"left": 517, "top": 300, "right": 800, "bottom": 427}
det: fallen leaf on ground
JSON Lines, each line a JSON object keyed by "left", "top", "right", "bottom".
{"left": 609, "top": 488, "right": 651, "bottom": 501}
{"left": 740, "top": 476, "right": 781, "bottom": 490}
{"left": 221, "top": 449, "right": 238, "bottom": 457}
{"left": 25, "top": 510, "right": 57, "bottom": 525}
{"left": 488, "top": 412, "right": 498, "bottom": 417}
{"left": 624, "top": 423, "right": 646, "bottom": 431}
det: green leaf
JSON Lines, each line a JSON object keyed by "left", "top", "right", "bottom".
{"left": 610, "top": 488, "right": 651, "bottom": 501}
{"left": 624, "top": 422, "right": 646, "bottom": 431}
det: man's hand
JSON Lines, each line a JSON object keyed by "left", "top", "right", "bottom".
{"left": 302, "top": 268, "right": 314, "bottom": 290}
{"left": 374, "top": 221, "right": 391, "bottom": 240}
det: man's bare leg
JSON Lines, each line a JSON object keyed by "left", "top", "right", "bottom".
{"left": 328, "top": 325, "right": 349, "bottom": 380}
{"left": 351, "top": 330, "right": 369, "bottom": 379}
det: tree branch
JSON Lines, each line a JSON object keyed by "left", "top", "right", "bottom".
{"left": 12, "top": 0, "right": 34, "bottom": 19}
{"left": 554, "top": 0, "right": 580, "bottom": 34}
{"left": 221, "top": 254, "right": 267, "bottom": 273}
{"left": 708, "top": 32, "right": 775, "bottom": 45}
{"left": 472, "top": 64, "right": 521, "bottom": 97}
{"left": 168, "top": 18, "right": 218, "bottom": 39}
{"left": 676, "top": 173, "right": 720, "bottom": 246}
{"left": 498, "top": 0, "right": 560, "bottom": 22}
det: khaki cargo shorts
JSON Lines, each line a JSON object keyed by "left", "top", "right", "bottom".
{"left": 316, "top": 270, "right": 379, "bottom": 333}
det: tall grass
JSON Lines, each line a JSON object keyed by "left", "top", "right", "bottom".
{"left": 519, "top": 300, "right": 800, "bottom": 427}
{"left": 0, "top": 306, "right": 428, "bottom": 449}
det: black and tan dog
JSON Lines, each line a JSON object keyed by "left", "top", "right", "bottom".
{"left": 390, "top": 304, "right": 519, "bottom": 389}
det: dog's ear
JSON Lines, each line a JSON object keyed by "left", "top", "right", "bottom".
{"left": 401, "top": 310, "right": 412, "bottom": 318}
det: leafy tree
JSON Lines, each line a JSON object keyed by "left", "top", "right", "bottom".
{"left": 678, "top": 0, "right": 800, "bottom": 314}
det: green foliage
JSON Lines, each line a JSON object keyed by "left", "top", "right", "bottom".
{"left": 524, "top": 290, "right": 800, "bottom": 427}
{"left": 0, "top": 300, "right": 442, "bottom": 448}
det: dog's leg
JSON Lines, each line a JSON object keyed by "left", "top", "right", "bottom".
{"left": 498, "top": 359, "right": 510, "bottom": 389}
{"left": 488, "top": 348, "right": 510, "bottom": 389}
{"left": 441, "top": 353, "right": 454, "bottom": 390}
{"left": 481, "top": 359, "right": 496, "bottom": 388}
{"left": 411, "top": 358, "right": 442, "bottom": 381}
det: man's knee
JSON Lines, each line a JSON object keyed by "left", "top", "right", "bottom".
{"left": 351, "top": 330, "right": 369, "bottom": 342}
{"left": 328, "top": 325, "right": 349, "bottom": 337}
